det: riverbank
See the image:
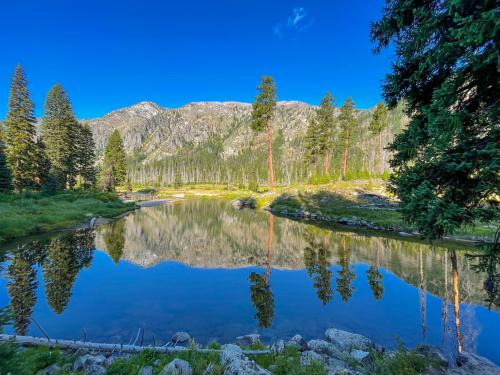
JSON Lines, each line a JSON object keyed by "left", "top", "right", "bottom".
{"left": 152, "top": 180, "right": 497, "bottom": 244}
{"left": 1, "top": 328, "right": 497, "bottom": 374}
{"left": 0, "top": 191, "right": 136, "bottom": 243}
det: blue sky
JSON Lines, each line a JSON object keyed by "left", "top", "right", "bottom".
{"left": 0, "top": 0, "right": 393, "bottom": 119}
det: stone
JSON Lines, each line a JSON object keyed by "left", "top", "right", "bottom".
{"left": 171, "top": 331, "right": 191, "bottom": 344}
{"left": 221, "top": 344, "right": 271, "bottom": 375}
{"left": 324, "top": 328, "right": 374, "bottom": 351}
{"left": 414, "top": 345, "right": 448, "bottom": 368}
{"left": 350, "top": 349, "right": 369, "bottom": 362}
{"left": 37, "top": 364, "right": 61, "bottom": 375}
{"left": 235, "top": 333, "right": 261, "bottom": 347}
{"left": 270, "top": 339, "right": 285, "bottom": 354}
{"left": 307, "top": 339, "right": 343, "bottom": 358}
{"left": 447, "top": 352, "right": 500, "bottom": 375}
{"left": 86, "top": 364, "right": 106, "bottom": 375}
{"left": 160, "top": 358, "right": 192, "bottom": 375}
{"left": 300, "top": 350, "right": 324, "bottom": 366}
{"left": 231, "top": 198, "right": 256, "bottom": 210}
{"left": 139, "top": 365, "right": 154, "bottom": 375}
{"left": 287, "top": 334, "right": 308, "bottom": 351}
{"left": 154, "top": 359, "right": 162, "bottom": 366}
{"left": 326, "top": 357, "right": 354, "bottom": 375}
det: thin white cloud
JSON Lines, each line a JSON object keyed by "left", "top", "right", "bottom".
{"left": 274, "top": 7, "right": 314, "bottom": 38}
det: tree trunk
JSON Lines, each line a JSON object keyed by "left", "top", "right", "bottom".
{"left": 324, "top": 151, "right": 330, "bottom": 176}
{"left": 267, "top": 125, "right": 274, "bottom": 191}
{"left": 342, "top": 146, "right": 348, "bottom": 179}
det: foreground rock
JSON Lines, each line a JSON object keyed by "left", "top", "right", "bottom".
{"left": 447, "top": 352, "right": 499, "bottom": 375}
{"left": 160, "top": 358, "right": 192, "bottom": 375}
{"left": 221, "top": 344, "right": 271, "bottom": 375}
{"left": 325, "top": 328, "right": 376, "bottom": 352}
{"left": 235, "top": 333, "right": 261, "bottom": 347}
{"left": 231, "top": 198, "right": 256, "bottom": 210}
{"left": 171, "top": 331, "right": 191, "bottom": 344}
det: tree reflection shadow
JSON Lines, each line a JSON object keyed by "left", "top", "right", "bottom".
{"left": 336, "top": 236, "right": 356, "bottom": 302}
{"left": 102, "top": 220, "right": 126, "bottom": 264}
{"left": 6, "top": 229, "right": 95, "bottom": 334}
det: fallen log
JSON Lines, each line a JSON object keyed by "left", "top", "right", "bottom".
{"left": 0, "top": 334, "right": 270, "bottom": 355}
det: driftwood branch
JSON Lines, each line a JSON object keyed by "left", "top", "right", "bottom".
{"left": 0, "top": 334, "right": 270, "bottom": 355}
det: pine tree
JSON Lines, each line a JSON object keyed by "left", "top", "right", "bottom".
{"left": 369, "top": 102, "right": 388, "bottom": 175}
{"left": 33, "top": 137, "right": 50, "bottom": 190}
{"left": 0, "top": 130, "right": 12, "bottom": 192}
{"left": 4, "top": 65, "right": 39, "bottom": 191}
{"left": 75, "top": 123, "right": 96, "bottom": 188}
{"left": 41, "top": 84, "right": 79, "bottom": 190}
{"left": 338, "top": 98, "right": 358, "bottom": 179}
{"left": 99, "top": 130, "right": 127, "bottom": 191}
{"left": 304, "top": 92, "right": 336, "bottom": 176}
{"left": 371, "top": 0, "right": 499, "bottom": 239}
{"left": 251, "top": 76, "right": 277, "bottom": 191}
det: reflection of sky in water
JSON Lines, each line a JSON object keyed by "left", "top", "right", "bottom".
{"left": 0, "top": 199, "right": 498, "bottom": 365}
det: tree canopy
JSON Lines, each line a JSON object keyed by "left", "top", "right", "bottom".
{"left": 371, "top": 0, "right": 499, "bottom": 239}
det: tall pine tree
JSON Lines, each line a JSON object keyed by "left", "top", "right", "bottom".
{"left": 251, "top": 76, "right": 277, "bottom": 191}
{"left": 41, "top": 84, "right": 79, "bottom": 190}
{"left": 369, "top": 102, "right": 388, "bottom": 175}
{"left": 100, "top": 130, "right": 127, "bottom": 192}
{"left": 371, "top": 0, "right": 499, "bottom": 239}
{"left": 0, "top": 129, "right": 12, "bottom": 192}
{"left": 75, "top": 123, "right": 96, "bottom": 188}
{"left": 338, "top": 98, "right": 358, "bottom": 179}
{"left": 4, "top": 65, "right": 39, "bottom": 191}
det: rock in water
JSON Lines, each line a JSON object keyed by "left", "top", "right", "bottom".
{"left": 221, "top": 344, "right": 271, "bottom": 375}
{"left": 324, "top": 328, "right": 374, "bottom": 351}
{"left": 235, "top": 333, "right": 261, "bottom": 347}
{"left": 171, "top": 331, "right": 191, "bottom": 344}
{"left": 160, "top": 359, "right": 192, "bottom": 375}
{"left": 448, "top": 352, "right": 500, "bottom": 375}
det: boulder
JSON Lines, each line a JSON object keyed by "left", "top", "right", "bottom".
{"left": 307, "top": 339, "right": 342, "bottom": 358}
{"left": 326, "top": 357, "right": 355, "bottom": 375}
{"left": 447, "top": 352, "right": 500, "bottom": 375}
{"left": 221, "top": 344, "right": 271, "bottom": 375}
{"left": 139, "top": 366, "right": 153, "bottom": 375}
{"left": 160, "top": 358, "right": 192, "bottom": 375}
{"left": 414, "top": 345, "right": 448, "bottom": 368}
{"left": 300, "top": 350, "right": 324, "bottom": 366}
{"left": 286, "top": 334, "right": 308, "bottom": 352}
{"left": 325, "top": 328, "right": 374, "bottom": 352}
{"left": 270, "top": 339, "right": 285, "bottom": 354}
{"left": 86, "top": 364, "right": 106, "bottom": 375}
{"left": 350, "top": 349, "right": 370, "bottom": 363}
{"left": 36, "top": 364, "right": 61, "bottom": 375}
{"left": 171, "top": 331, "right": 191, "bottom": 344}
{"left": 235, "top": 333, "right": 261, "bottom": 347}
{"left": 231, "top": 198, "right": 256, "bottom": 210}
{"left": 73, "top": 354, "right": 108, "bottom": 372}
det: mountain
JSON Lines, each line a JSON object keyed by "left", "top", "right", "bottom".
{"left": 84, "top": 100, "right": 407, "bottom": 185}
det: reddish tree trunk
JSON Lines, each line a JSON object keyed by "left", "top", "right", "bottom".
{"left": 324, "top": 151, "right": 330, "bottom": 176}
{"left": 342, "top": 146, "right": 348, "bottom": 178}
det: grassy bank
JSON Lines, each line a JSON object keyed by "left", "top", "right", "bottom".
{"left": 0, "top": 191, "right": 135, "bottom": 243}
{"left": 152, "top": 180, "right": 497, "bottom": 242}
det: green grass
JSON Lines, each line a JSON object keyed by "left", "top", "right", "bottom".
{"left": 366, "top": 345, "right": 437, "bottom": 375}
{"left": 0, "top": 190, "right": 135, "bottom": 243}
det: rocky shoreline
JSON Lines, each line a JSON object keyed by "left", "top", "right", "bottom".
{"left": 5, "top": 328, "right": 498, "bottom": 375}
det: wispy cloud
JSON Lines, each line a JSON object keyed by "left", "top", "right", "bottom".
{"left": 274, "top": 7, "right": 314, "bottom": 38}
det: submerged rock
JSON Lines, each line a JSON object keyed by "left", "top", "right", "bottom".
{"left": 221, "top": 344, "right": 271, "bottom": 375}
{"left": 324, "top": 328, "right": 375, "bottom": 352}
{"left": 160, "top": 358, "right": 192, "bottom": 375}
{"left": 235, "top": 333, "right": 261, "bottom": 347}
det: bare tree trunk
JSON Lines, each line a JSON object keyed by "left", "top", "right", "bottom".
{"left": 324, "top": 151, "right": 330, "bottom": 176}
{"left": 267, "top": 125, "right": 274, "bottom": 191}
{"left": 342, "top": 146, "right": 348, "bottom": 178}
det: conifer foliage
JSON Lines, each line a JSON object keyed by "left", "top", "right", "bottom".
{"left": 338, "top": 98, "right": 358, "bottom": 179}
{"left": 100, "top": 130, "right": 127, "bottom": 192}
{"left": 4, "top": 65, "right": 40, "bottom": 191}
{"left": 251, "top": 76, "right": 277, "bottom": 191}
{"left": 371, "top": 0, "right": 499, "bottom": 239}
{"left": 369, "top": 102, "right": 388, "bottom": 175}
{"left": 0, "top": 133, "right": 12, "bottom": 192}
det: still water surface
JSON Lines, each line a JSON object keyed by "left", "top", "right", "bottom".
{"left": 0, "top": 199, "right": 498, "bottom": 364}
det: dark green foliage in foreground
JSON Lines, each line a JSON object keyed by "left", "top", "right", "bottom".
{"left": 100, "top": 130, "right": 127, "bottom": 192}
{"left": 3, "top": 65, "right": 40, "bottom": 191}
{"left": 371, "top": 0, "right": 499, "bottom": 239}
{"left": 252, "top": 346, "right": 327, "bottom": 375}
{"left": 0, "top": 190, "right": 134, "bottom": 242}
{"left": 0, "top": 133, "right": 12, "bottom": 192}
{"left": 366, "top": 345, "right": 435, "bottom": 375}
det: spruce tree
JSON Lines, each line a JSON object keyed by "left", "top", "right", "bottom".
{"left": 33, "top": 137, "right": 50, "bottom": 190}
{"left": 304, "top": 115, "right": 322, "bottom": 174}
{"left": 75, "top": 123, "right": 96, "bottom": 188}
{"left": 371, "top": 0, "right": 499, "bottom": 239}
{"left": 4, "top": 65, "right": 39, "bottom": 191}
{"left": 0, "top": 130, "right": 12, "bottom": 192}
{"left": 369, "top": 102, "right": 389, "bottom": 175}
{"left": 338, "top": 98, "right": 358, "bottom": 179}
{"left": 251, "top": 76, "right": 277, "bottom": 191}
{"left": 41, "top": 84, "right": 79, "bottom": 190}
{"left": 100, "top": 130, "right": 127, "bottom": 192}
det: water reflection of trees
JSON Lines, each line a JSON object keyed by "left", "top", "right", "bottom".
{"left": 249, "top": 215, "right": 275, "bottom": 328}
{"left": 101, "top": 220, "right": 126, "bottom": 263}
{"left": 366, "top": 241, "right": 384, "bottom": 300}
{"left": 5, "top": 229, "right": 95, "bottom": 334}
{"left": 303, "top": 229, "right": 333, "bottom": 305}
{"left": 336, "top": 236, "right": 356, "bottom": 302}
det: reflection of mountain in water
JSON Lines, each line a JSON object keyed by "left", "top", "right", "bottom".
{"left": 95, "top": 199, "right": 495, "bottom": 310}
